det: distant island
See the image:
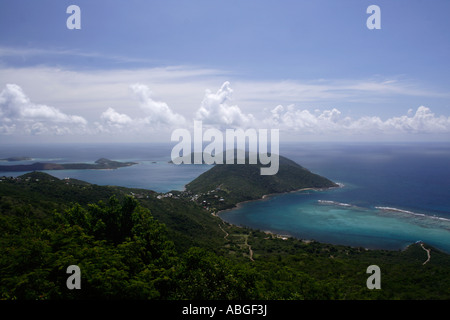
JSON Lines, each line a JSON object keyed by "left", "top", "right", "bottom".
{"left": 0, "top": 157, "right": 33, "bottom": 162}
{"left": 0, "top": 158, "right": 137, "bottom": 172}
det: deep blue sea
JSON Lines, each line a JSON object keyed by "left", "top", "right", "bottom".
{"left": 1, "top": 142, "right": 450, "bottom": 253}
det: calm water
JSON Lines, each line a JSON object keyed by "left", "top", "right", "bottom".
{"left": 0, "top": 143, "right": 211, "bottom": 192}
{"left": 1, "top": 142, "right": 450, "bottom": 252}
{"left": 220, "top": 142, "right": 450, "bottom": 253}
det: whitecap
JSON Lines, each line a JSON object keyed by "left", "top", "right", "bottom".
{"left": 318, "top": 200, "right": 353, "bottom": 207}
{"left": 375, "top": 206, "right": 450, "bottom": 223}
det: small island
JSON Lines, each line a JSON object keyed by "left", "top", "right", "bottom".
{"left": 0, "top": 157, "right": 33, "bottom": 162}
{"left": 0, "top": 158, "right": 137, "bottom": 172}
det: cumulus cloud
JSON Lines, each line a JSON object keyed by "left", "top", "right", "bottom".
{"left": 371, "top": 106, "right": 450, "bottom": 134}
{"left": 0, "top": 84, "right": 87, "bottom": 135}
{"left": 100, "top": 107, "right": 133, "bottom": 128}
{"left": 342, "top": 106, "right": 450, "bottom": 134}
{"left": 266, "top": 104, "right": 450, "bottom": 135}
{"left": 266, "top": 105, "right": 348, "bottom": 134}
{"left": 195, "top": 81, "right": 255, "bottom": 128}
{"left": 95, "top": 84, "right": 187, "bottom": 135}
{"left": 1, "top": 80, "right": 450, "bottom": 141}
{"left": 130, "top": 83, "right": 186, "bottom": 127}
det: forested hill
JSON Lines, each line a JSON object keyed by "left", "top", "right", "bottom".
{"left": 1, "top": 171, "right": 450, "bottom": 300}
{"left": 185, "top": 154, "right": 338, "bottom": 209}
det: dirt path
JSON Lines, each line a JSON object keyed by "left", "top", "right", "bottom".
{"left": 420, "top": 243, "right": 431, "bottom": 265}
{"left": 244, "top": 235, "right": 254, "bottom": 261}
{"left": 220, "top": 225, "right": 254, "bottom": 261}
{"left": 218, "top": 223, "right": 229, "bottom": 240}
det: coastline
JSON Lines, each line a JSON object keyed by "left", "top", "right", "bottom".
{"left": 215, "top": 183, "right": 450, "bottom": 254}
{"left": 216, "top": 183, "right": 343, "bottom": 216}
{"left": 215, "top": 184, "right": 342, "bottom": 244}
{"left": 216, "top": 186, "right": 330, "bottom": 216}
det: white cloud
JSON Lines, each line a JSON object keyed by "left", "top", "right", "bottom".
{"left": 0, "top": 65, "right": 228, "bottom": 123}
{"left": 195, "top": 81, "right": 255, "bottom": 128}
{"left": 20, "top": 103, "right": 87, "bottom": 125}
{"left": 266, "top": 105, "right": 345, "bottom": 133}
{"left": 266, "top": 104, "right": 450, "bottom": 136}
{"left": 1, "top": 65, "right": 447, "bottom": 122}
{"left": 1, "top": 65, "right": 450, "bottom": 142}
{"left": 129, "top": 83, "right": 187, "bottom": 128}
{"left": 0, "top": 84, "right": 87, "bottom": 136}
{"left": 96, "top": 84, "right": 187, "bottom": 135}
{"left": 383, "top": 106, "right": 450, "bottom": 133}
{"left": 100, "top": 107, "right": 133, "bottom": 127}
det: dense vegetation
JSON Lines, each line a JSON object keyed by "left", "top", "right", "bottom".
{"left": 186, "top": 155, "right": 337, "bottom": 210}
{"left": 1, "top": 171, "right": 449, "bottom": 300}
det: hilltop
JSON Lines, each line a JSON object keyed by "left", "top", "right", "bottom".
{"left": 185, "top": 154, "right": 338, "bottom": 210}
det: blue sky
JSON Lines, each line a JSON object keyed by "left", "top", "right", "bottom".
{"left": 1, "top": 0, "right": 449, "bottom": 143}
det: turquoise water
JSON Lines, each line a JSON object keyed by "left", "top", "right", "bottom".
{"left": 220, "top": 142, "right": 450, "bottom": 253}
{"left": 1, "top": 142, "right": 450, "bottom": 252}
{"left": 219, "top": 189, "right": 450, "bottom": 253}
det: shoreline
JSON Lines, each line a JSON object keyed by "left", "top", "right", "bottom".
{"left": 215, "top": 183, "right": 450, "bottom": 254}
{"left": 216, "top": 185, "right": 338, "bottom": 217}
{"left": 215, "top": 184, "right": 342, "bottom": 245}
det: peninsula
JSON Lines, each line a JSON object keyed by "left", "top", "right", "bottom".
{"left": 185, "top": 154, "right": 338, "bottom": 210}
{"left": 0, "top": 158, "right": 137, "bottom": 172}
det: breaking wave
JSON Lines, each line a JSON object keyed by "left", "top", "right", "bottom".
{"left": 318, "top": 200, "right": 353, "bottom": 208}
{"left": 375, "top": 206, "right": 450, "bottom": 223}
{"left": 317, "top": 201, "right": 450, "bottom": 230}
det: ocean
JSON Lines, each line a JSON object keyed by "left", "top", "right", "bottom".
{"left": 1, "top": 142, "right": 450, "bottom": 253}
{"left": 222, "top": 142, "right": 450, "bottom": 253}
{"left": 0, "top": 143, "right": 211, "bottom": 192}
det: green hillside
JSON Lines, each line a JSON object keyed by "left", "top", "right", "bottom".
{"left": 185, "top": 154, "right": 337, "bottom": 210}
{"left": 1, "top": 169, "right": 449, "bottom": 300}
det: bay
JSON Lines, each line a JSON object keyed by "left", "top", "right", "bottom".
{"left": 220, "top": 142, "right": 450, "bottom": 253}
